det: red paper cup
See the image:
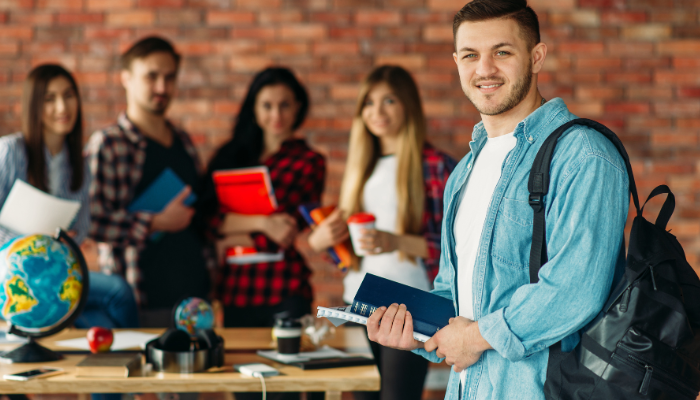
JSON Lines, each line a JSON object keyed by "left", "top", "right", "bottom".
{"left": 347, "top": 213, "right": 376, "bottom": 256}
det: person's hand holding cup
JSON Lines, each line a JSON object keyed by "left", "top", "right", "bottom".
{"left": 347, "top": 213, "right": 376, "bottom": 256}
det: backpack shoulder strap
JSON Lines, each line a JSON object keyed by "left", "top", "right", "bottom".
{"left": 528, "top": 118, "right": 640, "bottom": 284}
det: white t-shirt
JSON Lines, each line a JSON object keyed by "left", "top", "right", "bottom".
{"left": 453, "top": 132, "right": 517, "bottom": 384}
{"left": 343, "top": 155, "right": 431, "bottom": 304}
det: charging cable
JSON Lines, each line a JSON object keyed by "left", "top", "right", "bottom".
{"left": 253, "top": 373, "right": 266, "bottom": 400}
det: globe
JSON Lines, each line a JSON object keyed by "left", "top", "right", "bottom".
{"left": 173, "top": 297, "right": 214, "bottom": 336}
{"left": 0, "top": 230, "right": 89, "bottom": 363}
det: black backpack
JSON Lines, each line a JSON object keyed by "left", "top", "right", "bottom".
{"left": 526, "top": 118, "right": 700, "bottom": 399}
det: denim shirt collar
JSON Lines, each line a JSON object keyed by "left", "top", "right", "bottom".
{"left": 470, "top": 97, "right": 568, "bottom": 145}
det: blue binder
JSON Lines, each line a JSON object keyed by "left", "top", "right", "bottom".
{"left": 127, "top": 168, "right": 197, "bottom": 213}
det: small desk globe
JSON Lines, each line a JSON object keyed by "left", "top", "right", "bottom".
{"left": 173, "top": 297, "right": 214, "bottom": 336}
{"left": 0, "top": 229, "right": 89, "bottom": 363}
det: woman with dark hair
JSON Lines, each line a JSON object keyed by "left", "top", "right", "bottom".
{"left": 202, "top": 67, "right": 325, "bottom": 329}
{"left": 0, "top": 64, "right": 138, "bottom": 331}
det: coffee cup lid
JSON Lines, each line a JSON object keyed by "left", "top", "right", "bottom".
{"left": 274, "top": 318, "right": 302, "bottom": 328}
{"left": 347, "top": 212, "right": 376, "bottom": 224}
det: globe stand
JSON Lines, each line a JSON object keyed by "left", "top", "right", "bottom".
{"left": 0, "top": 337, "right": 62, "bottom": 363}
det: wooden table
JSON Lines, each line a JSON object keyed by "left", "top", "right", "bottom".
{"left": 0, "top": 326, "right": 380, "bottom": 400}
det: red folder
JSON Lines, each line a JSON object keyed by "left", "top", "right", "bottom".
{"left": 212, "top": 166, "right": 278, "bottom": 215}
{"left": 213, "top": 166, "right": 282, "bottom": 264}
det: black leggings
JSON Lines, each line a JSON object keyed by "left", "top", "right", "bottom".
{"left": 353, "top": 328, "right": 430, "bottom": 400}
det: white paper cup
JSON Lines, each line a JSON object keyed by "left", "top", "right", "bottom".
{"left": 347, "top": 213, "right": 376, "bottom": 256}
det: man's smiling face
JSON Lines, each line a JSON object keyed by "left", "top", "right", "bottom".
{"left": 453, "top": 17, "right": 537, "bottom": 116}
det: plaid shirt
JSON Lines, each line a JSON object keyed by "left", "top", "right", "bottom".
{"left": 209, "top": 139, "right": 326, "bottom": 308}
{"left": 421, "top": 143, "right": 458, "bottom": 281}
{"left": 86, "top": 113, "right": 213, "bottom": 305}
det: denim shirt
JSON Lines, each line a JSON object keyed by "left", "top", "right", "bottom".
{"left": 414, "top": 98, "right": 629, "bottom": 400}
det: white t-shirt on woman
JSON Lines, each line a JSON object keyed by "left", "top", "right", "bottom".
{"left": 343, "top": 155, "right": 431, "bottom": 304}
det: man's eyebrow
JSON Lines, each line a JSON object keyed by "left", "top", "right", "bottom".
{"left": 458, "top": 42, "right": 515, "bottom": 53}
{"left": 491, "top": 42, "right": 514, "bottom": 50}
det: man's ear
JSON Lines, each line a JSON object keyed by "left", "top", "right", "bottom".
{"left": 531, "top": 42, "right": 547, "bottom": 74}
{"left": 453, "top": 52, "right": 459, "bottom": 66}
{"left": 120, "top": 69, "right": 131, "bottom": 90}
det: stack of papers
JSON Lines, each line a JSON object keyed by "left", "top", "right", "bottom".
{"left": 0, "top": 180, "right": 80, "bottom": 235}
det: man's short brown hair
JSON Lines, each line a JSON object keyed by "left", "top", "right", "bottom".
{"left": 120, "top": 36, "right": 181, "bottom": 70}
{"left": 453, "top": 0, "right": 541, "bottom": 50}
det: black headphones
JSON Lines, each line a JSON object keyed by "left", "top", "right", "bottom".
{"left": 145, "top": 298, "right": 225, "bottom": 372}
{"left": 145, "top": 328, "right": 224, "bottom": 373}
{"left": 154, "top": 327, "right": 222, "bottom": 352}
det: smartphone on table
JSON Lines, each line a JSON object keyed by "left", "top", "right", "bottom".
{"left": 3, "top": 367, "right": 64, "bottom": 381}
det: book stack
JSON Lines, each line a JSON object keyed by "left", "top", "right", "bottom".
{"left": 213, "top": 166, "right": 283, "bottom": 264}
{"left": 75, "top": 353, "right": 143, "bottom": 378}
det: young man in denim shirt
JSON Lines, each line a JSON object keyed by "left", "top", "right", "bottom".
{"left": 367, "top": 1, "right": 629, "bottom": 399}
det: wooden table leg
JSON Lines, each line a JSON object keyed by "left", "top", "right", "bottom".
{"left": 324, "top": 391, "right": 342, "bottom": 400}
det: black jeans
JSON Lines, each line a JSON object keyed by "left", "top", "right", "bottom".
{"left": 225, "top": 296, "right": 323, "bottom": 400}
{"left": 353, "top": 327, "right": 429, "bottom": 400}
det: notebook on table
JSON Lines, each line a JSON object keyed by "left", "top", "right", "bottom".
{"left": 257, "top": 345, "right": 373, "bottom": 370}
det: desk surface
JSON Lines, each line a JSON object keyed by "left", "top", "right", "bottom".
{"left": 0, "top": 326, "right": 371, "bottom": 354}
{"left": 0, "top": 326, "right": 380, "bottom": 394}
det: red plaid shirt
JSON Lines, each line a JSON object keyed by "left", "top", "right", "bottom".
{"left": 86, "top": 113, "right": 213, "bottom": 305}
{"left": 421, "top": 143, "right": 457, "bottom": 281}
{"left": 210, "top": 139, "right": 326, "bottom": 308}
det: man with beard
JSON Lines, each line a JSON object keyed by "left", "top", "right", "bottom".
{"left": 367, "top": 1, "right": 629, "bottom": 399}
{"left": 87, "top": 37, "right": 211, "bottom": 326}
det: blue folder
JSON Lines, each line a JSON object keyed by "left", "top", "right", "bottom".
{"left": 127, "top": 168, "right": 197, "bottom": 213}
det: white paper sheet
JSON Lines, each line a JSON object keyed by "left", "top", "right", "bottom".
{"left": 0, "top": 179, "right": 81, "bottom": 236}
{"left": 54, "top": 331, "right": 160, "bottom": 351}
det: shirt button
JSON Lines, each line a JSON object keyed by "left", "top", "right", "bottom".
{"left": 527, "top": 136, "right": 534, "bottom": 143}
{"left": 467, "top": 163, "right": 472, "bottom": 169}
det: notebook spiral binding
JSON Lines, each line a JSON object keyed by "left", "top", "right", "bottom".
{"left": 316, "top": 306, "right": 431, "bottom": 343}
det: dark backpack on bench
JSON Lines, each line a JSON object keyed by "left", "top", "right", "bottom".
{"left": 527, "top": 118, "right": 700, "bottom": 399}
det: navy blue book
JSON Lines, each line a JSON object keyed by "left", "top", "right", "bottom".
{"left": 127, "top": 168, "right": 197, "bottom": 213}
{"left": 351, "top": 273, "right": 455, "bottom": 338}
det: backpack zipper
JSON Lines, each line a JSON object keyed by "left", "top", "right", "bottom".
{"left": 616, "top": 347, "right": 698, "bottom": 397}
{"left": 619, "top": 286, "right": 631, "bottom": 312}
{"left": 640, "top": 365, "right": 654, "bottom": 395}
{"left": 648, "top": 263, "right": 658, "bottom": 291}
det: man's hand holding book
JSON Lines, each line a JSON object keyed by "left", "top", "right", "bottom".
{"left": 367, "top": 303, "right": 424, "bottom": 351}
{"left": 368, "top": 303, "right": 493, "bottom": 373}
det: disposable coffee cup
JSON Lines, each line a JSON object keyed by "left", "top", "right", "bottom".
{"left": 273, "top": 319, "right": 302, "bottom": 355}
{"left": 347, "top": 213, "right": 376, "bottom": 256}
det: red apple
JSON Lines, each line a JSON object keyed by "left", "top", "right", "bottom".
{"left": 86, "top": 326, "right": 114, "bottom": 353}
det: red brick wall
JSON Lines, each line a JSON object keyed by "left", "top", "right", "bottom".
{"left": 1, "top": 0, "right": 699, "bottom": 308}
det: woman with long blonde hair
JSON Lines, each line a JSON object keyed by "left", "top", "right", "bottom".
{"left": 308, "top": 65, "right": 456, "bottom": 400}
